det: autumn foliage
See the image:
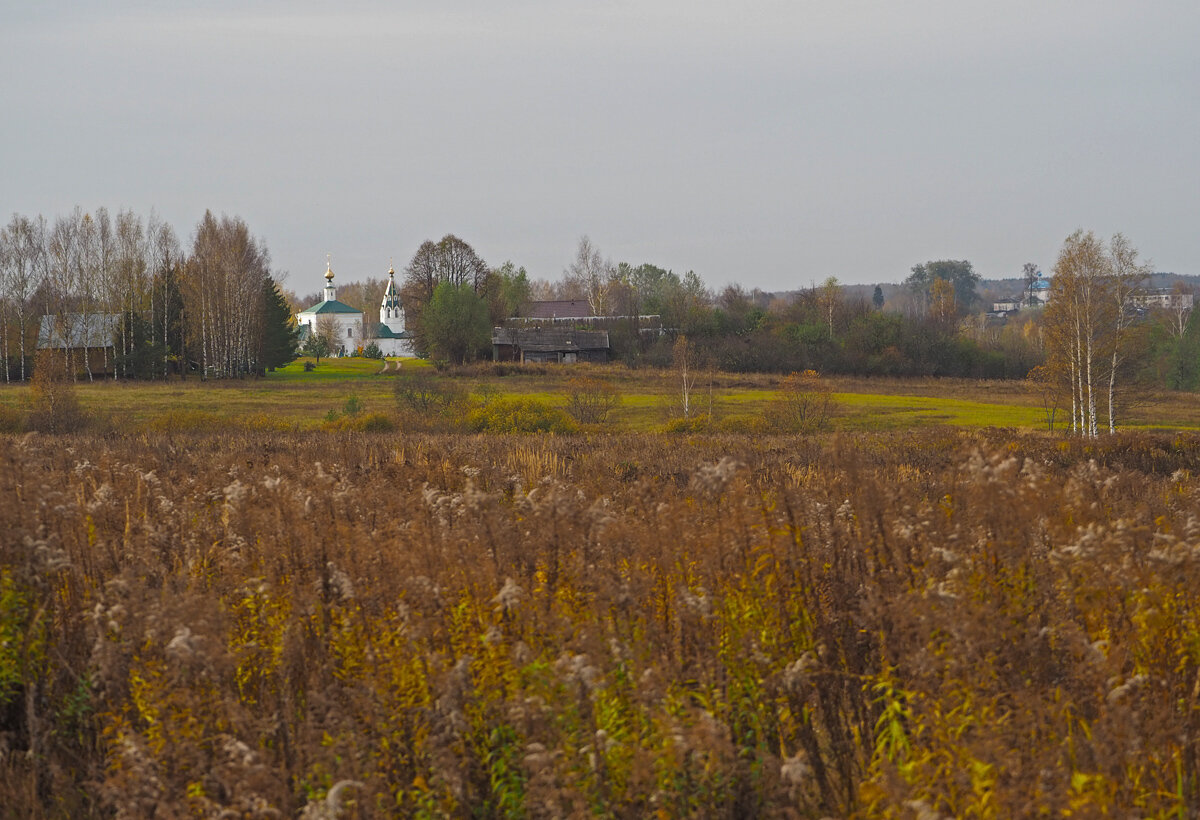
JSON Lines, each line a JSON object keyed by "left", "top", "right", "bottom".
{"left": 3, "top": 429, "right": 1200, "bottom": 816}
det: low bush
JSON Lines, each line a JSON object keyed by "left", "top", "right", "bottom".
{"left": 663, "top": 413, "right": 711, "bottom": 433}
{"left": 466, "top": 395, "right": 578, "bottom": 433}
{"left": 354, "top": 411, "right": 397, "bottom": 432}
{"left": 564, "top": 375, "right": 621, "bottom": 424}
{"left": 766, "top": 369, "right": 835, "bottom": 433}
{"left": 239, "top": 413, "right": 296, "bottom": 433}
{"left": 0, "top": 405, "right": 26, "bottom": 433}
{"left": 320, "top": 410, "right": 398, "bottom": 432}
{"left": 144, "top": 408, "right": 228, "bottom": 433}
{"left": 27, "top": 351, "right": 88, "bottom": 434}
{"left": 715, "top": 412, "right": 768, "bottom": 434}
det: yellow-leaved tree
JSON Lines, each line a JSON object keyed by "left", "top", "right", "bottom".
{"left": 1043, "top": 231, "right": 1150, "bottom": 436}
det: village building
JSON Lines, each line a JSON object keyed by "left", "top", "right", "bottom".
{"left": 492, "top": 327, "right": 610, "bottom": 363}
{"left": 1024, "top": 273, "right": 1052, "bottom": 307}
{"left": 523, "top": 299, "right": 594, "bottom": 321}
{"left": 36, "top": 313, "right": 121, "bottom": 376}
{"left": 296, "top": 259, "right": 363, "bottom": 356}
{"left": 1128, "top": 289, "right": 1194, "bottom": 311}
{"left": 296, "top": 259, "right": 414, "bottom": 357}
{"left": 372, "top": 266, "right": 416, "bottom": 356}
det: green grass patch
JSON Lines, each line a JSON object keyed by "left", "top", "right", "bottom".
{"left": 267, "top": 356, "right": 427, "bottom": 380}
{"left": 833, "top": 392, "right": 1047, "bottom": 430}
{"left": 4, "top": 364, "right": 1200, "bottom": 435}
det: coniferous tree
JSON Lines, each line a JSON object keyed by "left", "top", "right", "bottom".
{"left": 260, "top": 276, "right": 298, "bottom": 372}
{"left": 151, "top": 259, "right": 186, "bottom": 378}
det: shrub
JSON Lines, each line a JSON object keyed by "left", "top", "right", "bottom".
{"left": 663, "top": 413, "right": 712, "bottom": 433}
{"left": 766, "top": 369, "right": 835, "bottom": 433}
{"left": 466, "top": 396, "right": 578, "bottom": 433}
{"left": 715, "top": 413, "right": 768, "bottom": 434}
{"left": 144, "top": 408, "right": 228, "bottom": 433}
{"left": 320, "top": 410, "right": 398, "bottom": 433}
{"left": 27, "top": 350, "right": 88, "bottom": 434}
{"left": 239, "top": 413, "right": 296, "bottom": 433}
{"left": 0, "top": 405, "right": 27, "bottom": 433}
{"left": 393, "top": 371, "right": 469, "bottom": 431}
{"left": 355, "top": 412, "right": 397, "bottom": 432}
{"left": 362, "top": 342, "right": 383, "bottom": 359}
{"left": 564, "top": 376, "right": 621, "bottom": 424}
{"left": 342, "top": 396, "right": 364, "bottom": 417}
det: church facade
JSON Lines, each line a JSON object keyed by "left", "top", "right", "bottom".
{"left": 373, "top": 266, "right": 416, "bottom": 357}
{"left": 296, "top": 260, "right": 415, "bottom": 357}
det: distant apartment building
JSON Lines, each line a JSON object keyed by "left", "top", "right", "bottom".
{"left": 1128, "top": 289, "right": 1194, "bottom": 311}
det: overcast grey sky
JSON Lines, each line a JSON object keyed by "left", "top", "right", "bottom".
{"left": 3, "top": 1, "right": 1197, "bottom": 292}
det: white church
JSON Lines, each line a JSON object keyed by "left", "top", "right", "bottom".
{"left": 296, "top": 259, "right": 415, "bottom": 357}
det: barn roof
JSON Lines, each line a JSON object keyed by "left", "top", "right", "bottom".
{"left": 492, "top": 328, "right": 609, "bottom": 350}
{"left": 38, "top": 314, "right": 121, "bottom": 349}
{"left": 523, "top": 300, "right": 594, "bottom": 319}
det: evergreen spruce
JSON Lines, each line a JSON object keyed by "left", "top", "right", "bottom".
{"left": 260, "top": 277, "right": 299, "bottom": 372}
{"left": 152, "top": 262, "right": 186, "bottom": 378}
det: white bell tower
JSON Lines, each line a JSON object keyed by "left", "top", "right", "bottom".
{"left": 380, "top": 265, "right": 405, "bottom": 334}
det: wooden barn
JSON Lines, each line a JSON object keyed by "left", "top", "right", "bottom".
{"left": 37, "top": 313, "right": 121, "bottom": 377}
{"left": 492, "top": 327, "right": 610, "bottom": 364}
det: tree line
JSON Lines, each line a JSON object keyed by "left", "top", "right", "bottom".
{"left": 6, "top": 211, "right": 1196, "bottom": 425}
{"left": 0, "top": 208, "right": 296, "bottom": 380}
{"left": 339, "top": 231, "right": 1195, "bottom": 415}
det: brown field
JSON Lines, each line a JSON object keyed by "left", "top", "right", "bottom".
{"left": 4, "top": 427, "right": 1200, "bottom": 817}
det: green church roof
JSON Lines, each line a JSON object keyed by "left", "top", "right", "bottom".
{"left": 375, "top": 325, "right": 411, "bottom": 340}
{"left": 303, "top": 299, "right": 361, "bottom": 315}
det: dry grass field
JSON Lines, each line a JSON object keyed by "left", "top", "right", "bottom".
{"left": 4, "top": 426, "right": 1200, "bottom": 817}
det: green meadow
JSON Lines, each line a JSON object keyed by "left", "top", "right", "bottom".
{"left": 1, "top": 356, "right": 1197, "bottom": 433}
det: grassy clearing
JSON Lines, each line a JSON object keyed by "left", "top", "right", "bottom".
{"left": 0, "top": 360, "right": 1197, "bottom": 433}
{"left": 834, "top": 391, "right": 1047, "bottom": 430}
{"left": 267, "top": 355, "right": 432, "bottom": 381}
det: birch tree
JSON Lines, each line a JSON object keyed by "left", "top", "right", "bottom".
{"left": 148, "top": 217, "right": 183, "bottom": 378}
{"left": 1103, "top": 234, "right": 1149, "bottom": 433}
{"left": 1044, "top": 230, "right": 1148, "bottom": 437}
{"left": 0, "top": 215, "right": 46, "bottom": 381}
{"left": 565, "top": 235, "right": 616, "bottom": 317}
{"left": 185, "top": 211, "right": 270, "bottom": 378}
{"left": 112, "top": 209, "right": 150, "bottom": 377}
{"left": 673, "top": 334, "right": 699, "bottom": 418}
{"left": 820, "top": 276, "right": 840, "bottom": 340}
{"left": 46, "top": 211, "right": 83, "bottom": 378}
{"left": 0, "top": 231, "right": 10, "bottom": 381}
